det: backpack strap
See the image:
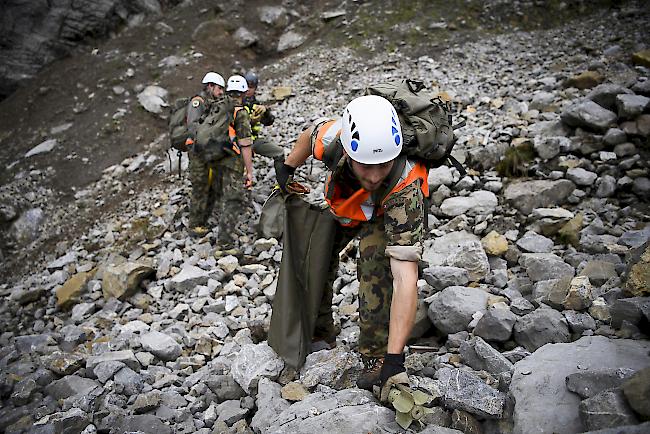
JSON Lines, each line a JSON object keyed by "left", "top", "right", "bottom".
{"left": 321, "top": 136, "right": 345, "bottom": 171}
{"left": 370, "top": 154, "right": 408, "bottom": 212}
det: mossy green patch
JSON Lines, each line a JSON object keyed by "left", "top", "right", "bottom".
{"left": 496, "top": 142, "right": 535, "bottom": 178}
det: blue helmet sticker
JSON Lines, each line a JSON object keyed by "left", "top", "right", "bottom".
{"left": 391, "top": 113, "right": 400, "bottom": 146}
{"left": 347, "top": 110, "right": 360, "bottom": 152}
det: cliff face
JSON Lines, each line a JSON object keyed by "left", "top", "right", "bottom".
{"left": 0, "top": 0, "right": 179, "bottom": 100}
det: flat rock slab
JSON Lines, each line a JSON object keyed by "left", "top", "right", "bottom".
{"left": 581, "top": 422, "right": 650, "bottom": 434}
{"left": 510, "top": 336, "right": 650, "bottom": 434}
{"left": 437, "top": 367, "right": 506, "bottom": 419}
{"left": 504, "top": 180, "right": 575, "bottom": 215}
{"left": 266, "top": 388, "right": 401, "bottom": 433}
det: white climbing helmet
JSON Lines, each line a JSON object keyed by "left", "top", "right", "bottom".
{"left": 340, "top": 95, "right": 403, "bottom": 165}
{"left": 226, "top": 75, "right": 249, "bottom": 93}
{"left": 201, "top": 72, "right": 225, "bottom": 87}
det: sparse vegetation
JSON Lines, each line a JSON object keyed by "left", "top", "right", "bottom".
{"left": 496, "top": 142, "right": 535, "bottom": 178}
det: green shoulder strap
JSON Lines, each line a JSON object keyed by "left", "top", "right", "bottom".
{"left": 370, "top": 155, "right": 408, "bottom": 212}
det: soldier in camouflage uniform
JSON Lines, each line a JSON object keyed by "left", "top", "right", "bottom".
{"left": 186, "top": 73, "right": 255, "bottom": 246}
{"left": 213, "top": 75, "right": 255, "bottom": 248}
{"left": 276, "top": 95, "right": 428, "bottom": 391}
{"left": 242, "top": 71, "right": 284, "bottom": 161}
{"left": 186, "top": 72, "right": 227, "bottom": 237}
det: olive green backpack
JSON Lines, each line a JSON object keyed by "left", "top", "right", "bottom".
{"left": 365, "top": 79, "right": 465, "bottom": 174}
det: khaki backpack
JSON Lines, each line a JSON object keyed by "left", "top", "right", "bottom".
{"left": 193, "top": 95, "right": 235, "bottom": 162}
{"left": 168, "top": 96, "right": 194, "bottom": 152}
{"left": 365, "top": 79, "right": 465, "bottom": 173}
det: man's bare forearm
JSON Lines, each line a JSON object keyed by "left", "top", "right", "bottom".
{"left": 239, "top": 138, "right": 254, "bottom": 176}
{"left": 284, "top": 127, "right": 313, "bottom": 168}
{"left": 387, "top": 258, "right": 418, "bottom": 354}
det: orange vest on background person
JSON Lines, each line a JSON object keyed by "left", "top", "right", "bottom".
{"left": 312, "top": 120, "right": 429, "bottom": 227}
{"left": 228, "top": 106, "right": 246, "bottom": 144}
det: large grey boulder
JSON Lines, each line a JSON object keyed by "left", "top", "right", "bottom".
{"left": 519, "top": 253, "right": 575, "bottom": 282}
{"left": 266, "top": 388, "right": 400, "bottom": 433}
{"left": 258, "top": 6, "right": 289, "bottom": 27}
{"left": 610, "top": 297, "right": 650, "bottom": 329}
{"left": 140, "top": 331, "right": 182, "bottom": 361}
{"left": 437, "top": 367, "right": 506, "bottom": 419}
{"left": 46, "top": 375, "right": 100, "bottom": 400}
{"left": 622, "top": 367, "right": 650, "bottom": 420}
{"left": 231, "top": 342, "right": 284, "bottom": 394}
{"left": 510, "top": 336, "right": 650, "bottom": 434}
{"left": 25, "top": 138, "right": 58, "bottom": 158}
{"left": 566, "top": 368, "right": 636, "bottom": 399}
{"left": 440, "top": 191, "right": 498, "bottom": 217}
{"left": 251, "top": 378, "right": 290, "bottom": 433}
{"left": 616, "top": 94, "right": 650, "bottom": 119}
{"left": 428, "top": 165, "right": 454, "bottom": 189}
{"left": 33, "top": 408, "right": 91, "bottom": 434}
{"left": 10, "top": 208, "right": 44, "bottom": 244}
{"left": 566, "top": 168, "right": 598, "bottom": 187}
{"left": 299, "top": 347, "right": 363, "bottom": 390}
{"left": 473, "top": 304, "right": 517, "bottom": 342}
{"left": 579, "top": 389, "right": 639, "bottom": 431}
{"left": 102, "top": 260, "right": 154, "bottom": 300}
{"left": 422, "top": 266, "right": 470, "bottom": 290}
{"left": 423, "top": 232, "right": 490, "bottom": 281}
{"left": 233, "top": 26, "right": 258, "bottom": 48}
{"left": 581, "top": 423, "right": 650, "bottom": 434}
{"left": 423, "top": 231, "right": 478, "bottom": 265}
{"left": 104, "top": 414, "right": 172, "bottom": 434}
{"left": 205, "top": 374, "right": 246, "bottom": 402}
{"left": 533, "top": 136, "right": 570, "bottom": 159}
{"left": 165, "top": 264, "right": 210, "bottom": 292}
{"left": 561, "top": 100, "right": 617, "bottom": 132}
{"left": 586, "top": 83, "right": 633, "bottom": 110}
{"left": 137, "top": 85, "right": 168, "bottom": 114}
{"left": 504, "top": 180, "right": 575, "bottom": 215}
{"left": 459, "top": 336, "right": 514, "bottom": 375}
{"left": 277, "top": 31, "right": 306, "bottom": 52}
{"left": 216, "top": 400, "right": 249, "bottom": 426}
{"left": 427, "top": 286, "right": 489, "bottom": 334}
{"left": 513, "top": 308, "right": 571, "bottom": 351}
{"left": 86, "top": 350, "right": 140, "bottom": 371}
{"left": 516, "top": 231, "right": 554, "bottom": 253}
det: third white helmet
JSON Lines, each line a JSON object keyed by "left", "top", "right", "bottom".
{"left": 226, "top": 75, "right": 249, "bottom": 93}
{"left": 340, "top": 95, "right": 403, "bottom": 164}
{"left": 202, "top": 72, "right": 225, "bottom": 87}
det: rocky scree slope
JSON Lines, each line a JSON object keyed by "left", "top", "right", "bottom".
{"left": 1, "top": 1, "right": 650, "bottom": 434}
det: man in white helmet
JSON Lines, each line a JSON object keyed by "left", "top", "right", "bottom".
{"left": 241, "top": 70, "right": 284, "bottom": 161}
{"left": 186, "top": 71, "right": 227, "bottom": 238}
{"left": 275, "top": 95, "right": 429, "bottom": 393}
{"left": 188, "top": 74, "right": 256, "bottom": 249}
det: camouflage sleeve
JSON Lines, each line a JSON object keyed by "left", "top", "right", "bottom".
{"left": 186, "top": 96, "right": 206, "bottom": 136}
{"left": 382, "top": 181, "right": 425, "bottom": 261}
{"left": 234, "top": 108, "right": 253, "bottom": 142}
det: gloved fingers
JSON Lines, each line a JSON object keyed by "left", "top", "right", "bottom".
{"left": 285, "top": 181, "right": 310, "bottom": 194}
{"left": 379, "top": 372, "right": 410, "bottom": 403}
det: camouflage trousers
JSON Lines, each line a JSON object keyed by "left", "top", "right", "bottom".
{"left": 314, "top": 183, "right": 425, "bottom": 357}
{"left": 188, "top": 154, "right": 249, "bottom": 246}
{"left": 313, "top": 219, "right": 394, "bottom": 357}
{"left": 252, "top": 136, "right": 284, "bottom": 160}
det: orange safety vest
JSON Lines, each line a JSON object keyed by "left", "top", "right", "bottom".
{"left": 313, "top": 120, "right": 429, "bottom": 227}
{"left": 228, "top": 106, "right": 245, "bottom": 144}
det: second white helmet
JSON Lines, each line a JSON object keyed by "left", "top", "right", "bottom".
{"left": 340, "top": 95, "right": 403, "bottom": 164}
{"left": 202, "top": 72, "right": 225, "bottom": 87}
{"left": 226, "top": 75, "right": 249, "bottom": 93}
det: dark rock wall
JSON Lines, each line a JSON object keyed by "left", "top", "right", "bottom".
{"left": 0, "top": 0, "right": 179, "bottom": 100}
